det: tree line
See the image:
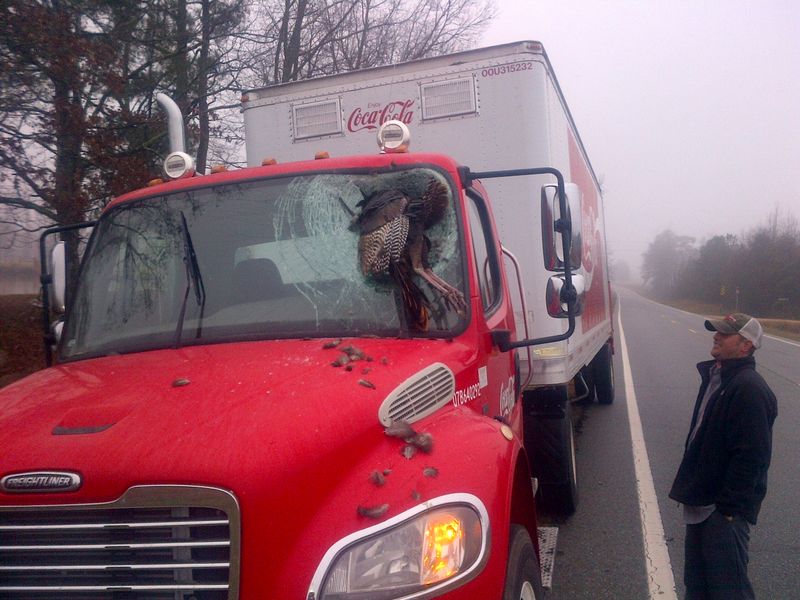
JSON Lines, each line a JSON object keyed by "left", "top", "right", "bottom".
{"left": 641, "top": 208, "right": 800, "bottom": 319}
{"left": 0, "top": 0, "right": 495, "bottom": 246}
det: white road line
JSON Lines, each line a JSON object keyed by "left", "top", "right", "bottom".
{"left": 618, "top": 304, "right": 678, "bottom": 599}
{"left": 767, "top": 334, "right": 800, "bottom": 348}
{"left": 625, "top": 288, "right": 800, "bottom": 348}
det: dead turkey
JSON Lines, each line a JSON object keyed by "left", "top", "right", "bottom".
{"left": 354, "top": 180, "right": 466, "bottom": 330}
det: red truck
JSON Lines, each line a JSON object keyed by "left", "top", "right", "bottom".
{"left": 0, "top": 41, "right": 612, "bottom": 599}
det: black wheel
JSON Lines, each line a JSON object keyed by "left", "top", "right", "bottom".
{"left": 591, "top": 341, "right": 615, "bottom": 405}
{"left": 503, "top": 525, "right": 545, "bottom": 600}
{"left": 526, "top": 391, "right": 578, "bottom": 515}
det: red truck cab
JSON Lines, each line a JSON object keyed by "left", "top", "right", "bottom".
{"left": 0, "top": 138, "right": 582, "bottom": 598}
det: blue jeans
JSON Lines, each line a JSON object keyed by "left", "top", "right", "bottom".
{"left": 684, "top": 510, "right": 754, "bottom": 600}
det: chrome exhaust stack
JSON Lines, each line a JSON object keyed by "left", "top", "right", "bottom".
{"left": 156, "top": 93, "right": 195, "bottom": 179}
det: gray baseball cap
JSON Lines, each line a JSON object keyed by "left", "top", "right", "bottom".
{"left": 704, "top": 313, "right": 763, "bottom": 348}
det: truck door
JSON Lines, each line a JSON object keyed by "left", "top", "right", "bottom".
{"left": 464, "top": 188, "right": 517, "bottom": 422}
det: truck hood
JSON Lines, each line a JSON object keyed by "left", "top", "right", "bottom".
{"left": 0, "top": 338, "right": 474, "bottom": 504}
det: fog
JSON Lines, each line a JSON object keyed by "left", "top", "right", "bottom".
{"left": 481, "top": 0, "right": 800, "bottom": 279}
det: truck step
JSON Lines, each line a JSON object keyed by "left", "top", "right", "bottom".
{"left": 537, "top": 526, "right": 559, "bottom": 590}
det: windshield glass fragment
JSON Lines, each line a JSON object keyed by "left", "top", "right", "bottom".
{"left": 61, "top": 168, "right": 466, "bottom": 359}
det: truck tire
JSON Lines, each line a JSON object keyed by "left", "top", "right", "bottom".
{"left": 592, "top": 341, "right": 615, "bottom": 405}
{"left": 503, "top": 525, "right": 545, "bottom": 600}
{"left": 525, "top": 390, "right": 578, "bottom": 515}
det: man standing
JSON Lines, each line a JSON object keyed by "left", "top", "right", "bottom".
{"left": 670, "top": 313, "right": 777, "bottom": 600}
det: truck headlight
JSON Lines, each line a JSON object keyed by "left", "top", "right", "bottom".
{"left": 308, "top": 494, "right": 490, "bottom": 600}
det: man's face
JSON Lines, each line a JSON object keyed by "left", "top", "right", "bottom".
{"left": 711, "top": 331, "right": 753, "bottom": 361}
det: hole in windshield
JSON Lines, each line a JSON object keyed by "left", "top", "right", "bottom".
{"left": 61, "top": 168, "right": 467, "bottom": 359}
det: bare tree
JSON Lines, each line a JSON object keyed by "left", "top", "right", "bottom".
{"left": 645, "top": 205, "right": 800, "bottom": 318}
{"left": 240, "top": 0, "right": 496, "bottom": 86}
{"left": 0, "top": 0, "right": 135, "bottom": 276}
{"left": 170, "top": 0, "right": 246, "bottom": 172}
{"left": 641, "top": 230, "right": 696, "bottom": 298}
{"left": 0, "top": 0, "right": 246, "bottom": 238}
{"left": 737, "top": 206, "right": 800, "bottom": 316}
{"left": 0, "top": 0, "right": 492, "bottom": 252}
{"left": 206, "top": 0, "right": 496, "bottom": 166}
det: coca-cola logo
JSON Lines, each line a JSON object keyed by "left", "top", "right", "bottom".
{"left": 347, "top": 99, "right": 414, "bottom": 132}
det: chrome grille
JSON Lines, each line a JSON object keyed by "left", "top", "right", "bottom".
{"left": 378, "top": 363, "right": 456, "bottom": 426}
{"left": 0, "top": 485, "right": 239, "bottom": 599}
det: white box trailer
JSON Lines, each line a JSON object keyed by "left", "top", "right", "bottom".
{"left": 243, "top": 41, "right": 614, "bottom": 513}
{"left": 242, "top": 40, "right": 613, "bottom": 396}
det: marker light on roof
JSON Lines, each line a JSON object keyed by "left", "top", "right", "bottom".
{"left": 377, "top": 120, "right": 411, "bottom": 153}
{"left": 163, "top": 151, "right": 195, "bottom": 180}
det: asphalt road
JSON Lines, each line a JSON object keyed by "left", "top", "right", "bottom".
{"left": 543, "top": 287, "right": 799, "bottom": 599}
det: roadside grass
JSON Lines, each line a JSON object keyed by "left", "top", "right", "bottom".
{"left": 0, "top": 294, "right": 45, "bottom": 388}
{"left": 758, "top": 318, "right": 800, "bottom": 343}
{"left": 638, "top": 294, "right": 800, "bottom": 344}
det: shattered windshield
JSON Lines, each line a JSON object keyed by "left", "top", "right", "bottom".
{"left": 60, "top": 167, "right": 466, "bottom": 359}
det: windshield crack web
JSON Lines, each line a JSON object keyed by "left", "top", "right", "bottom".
{"left": 270, "top": 171, "right": 461, "bottom": 333}
{"left": 271, "top": 176, "right": 363, "bottom": 327}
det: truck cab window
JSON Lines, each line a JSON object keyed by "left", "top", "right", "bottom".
{"left": 61, "top": 169, "right": 467, "bottom": 359}
{"left": 466, "top": 191, "right": 500, "bottom": 312}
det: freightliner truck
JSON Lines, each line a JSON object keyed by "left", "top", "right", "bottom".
{"left": 0, "top": 41, "right": 613, "bottom": 599}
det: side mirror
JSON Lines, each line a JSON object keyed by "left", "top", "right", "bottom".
{"left": 40, "top": 221, "right": 96, "bottom": 366}
{"left": 546, "top": 273, "right": 585, "bottom": 318}
{"left": 541, "top": 182, "right": 582, "bottom": 271}
{"left": 49, "top": 241, "right": 66, "bottom": 314}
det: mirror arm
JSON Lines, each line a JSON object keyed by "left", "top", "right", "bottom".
{"left": 560, "top": 282, "right": 578, "bottom": 305}
{"left": 462, "top": 166, "right": 579, "bottom": 351}
{"left": 492, "top": 320, "right": 578, "bottom": 352}
{"left": 554, "top": 217, "right": 571, "bottom": 234}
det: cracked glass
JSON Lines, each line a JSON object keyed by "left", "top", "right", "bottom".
{"left": 61, "top": 168, "right": 466, "bottom": 359}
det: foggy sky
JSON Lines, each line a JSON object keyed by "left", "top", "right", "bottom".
{"left": 481, "top": 0, "right": 800, "bottom": 277}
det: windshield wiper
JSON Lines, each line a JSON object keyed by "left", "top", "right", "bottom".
{"left": 174, "top": 212, "right": 206, "bottom": 348}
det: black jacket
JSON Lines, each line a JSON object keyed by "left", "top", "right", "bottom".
{"left": 669, "top": 356, "right": 777, "bottom": 524}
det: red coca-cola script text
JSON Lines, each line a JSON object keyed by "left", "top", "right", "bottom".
{"left": 347, "top": 100, "right": 414, "bottom": 132}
